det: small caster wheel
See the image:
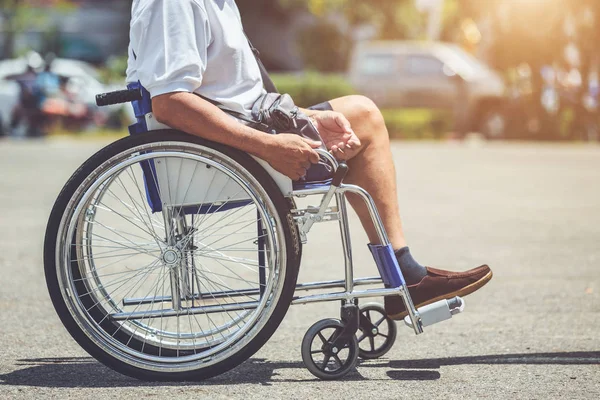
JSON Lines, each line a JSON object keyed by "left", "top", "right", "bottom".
{"left": 356, "top": 303, "right": 397, "bottom": 359}
{"left": 301, "top": 318, "right": 359, "bottom": 380}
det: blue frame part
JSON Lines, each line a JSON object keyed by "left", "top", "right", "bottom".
{"left": 127, "top": 81, "right": 152, "bottom": 135}
{"left": 127, "top": 81, "right": 163, "bottom": 212}
{"left": 292, "top": 179, "right": 332, "bottom": 191}
{"left": 367, "top": 244, "right": 406, "bottom": 288}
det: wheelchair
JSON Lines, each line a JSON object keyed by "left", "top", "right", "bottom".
{"left": 44, "top": 84, "right": 466, "bottom": 381}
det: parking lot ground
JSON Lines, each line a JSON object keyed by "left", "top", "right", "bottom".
{"left": 0, "top": 138, "right": 599, "bottom": 399}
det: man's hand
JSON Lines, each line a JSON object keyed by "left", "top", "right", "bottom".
{"left": 310, "top": 111, "right": 361, "bottom": 160}
{"left": 263, "top": 134, "right": 321, "bottom": 181}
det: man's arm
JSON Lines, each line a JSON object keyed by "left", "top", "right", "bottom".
{"left": 152, "top": 92, "right": 321, "bottom": 181}
{"left": 298, "top": 107, "right": 362, "bottom": 160}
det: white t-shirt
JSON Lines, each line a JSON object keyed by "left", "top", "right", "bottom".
{"left": 126, "top": 0, "right": 265, "bottom": 116}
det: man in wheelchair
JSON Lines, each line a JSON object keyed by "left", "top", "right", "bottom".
{"left": 126, "top": 0, "right": 492, "bottom": 321}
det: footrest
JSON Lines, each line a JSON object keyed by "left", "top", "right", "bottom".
{"left": 403, "top": 296, "right": 465, "bottom": 329}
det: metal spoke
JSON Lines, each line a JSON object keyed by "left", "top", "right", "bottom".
{"left": 193, "top": 262, "right": 246, "bottom": 338}
{"left": 194, "top": 203, "right": 255, "bottom": 239}
{"left": 125, "top": 165, "right": 166, "bottom": 230}
{"left": 189, "top": 186, "right": 247, "bottom": 236}
{"left": 79, "top": 259, "right": 162, "bottom": 301}
{"left": 194, "top": 213, "right": 259, "bottom": 251}
{"left": 82, "top": 259, "right": 162, "bottom": 315}
{"left": 194, "top": 233, "right": 267, "bottom": 256}
{"left": 72, "top": 250, "right": 160, "bottom": 263}
{"left": 196, "top": 251, "right": 263, "bottom": 288}
{"left": 91, "top": 202, "right": 161, "bottom": 243}
{"left": 114, "top": 171, "right": 164, "bottom": 235}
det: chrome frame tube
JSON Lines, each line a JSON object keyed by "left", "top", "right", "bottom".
{"left": 400, "top": 285, "right": 423, "bottom": 334}
{"left": 123, "top": 293, "right": 201, "bottom": 307}
{"left": 292, "top": 181, "right": 423, "bottom": 334}
{"left": 339, "top": 184, "right": 422, "bottom": 333}
{"left": 296, "top": 276, "right": 382, "bottom": 291}
{"left": 336, "top": 192, "right": 354, "bottom": 295}
{"left": 122, "top": 277, "right": 384, "bottom": 307}
{"left": 162, "top": 206, "right": 182, "bottom": 311}
{"left": 174, "top": 213, "right": 193, "bottom": 299}
{"left": 315, "top": 149, "right": 339, "bottom": 170}
{"left": 291, "top": 185, "right": 389, "bottom": 245}
{"left": 338, "top": 184, "right": 390, "bottom": 245}
{"left": 291, "top": 287, "right": 404, "bottom": 305}
{"left": 113, "top": 286, "right": 408, "bottom": 321}
{"left": 111, "top": 301, "right": 261, "bottom": 321}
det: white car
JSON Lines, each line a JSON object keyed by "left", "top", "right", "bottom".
{"left": 349, "top": 41, "right": 507, "bottom": 138}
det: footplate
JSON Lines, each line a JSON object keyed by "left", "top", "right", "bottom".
{"left": 403, "top": 296, "right": 465, "bottom": 329}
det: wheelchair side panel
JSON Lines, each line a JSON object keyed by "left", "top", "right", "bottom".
{"left": 127, "top": 81, "right": 294, "bottom": 201}
{"left": 145, "top": 112, "right": 294, "bottom": 197}
{"left": 153, "top": 156, "right": 252, "bottom": 208}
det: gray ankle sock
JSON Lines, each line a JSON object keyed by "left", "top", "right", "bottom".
{"left": 395, "top": 247, "right": 428, "bottom": 285}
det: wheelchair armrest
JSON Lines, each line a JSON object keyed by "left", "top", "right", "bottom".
{"left": 315, "top": 149, "right": 348, "bottom": 187}
{"left": 315, "top": 149, "right": 338, "bottom": 171}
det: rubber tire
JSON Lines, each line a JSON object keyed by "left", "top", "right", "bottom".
{"left": 357, "top": 303, "right": 397, "bottom": 359}
{"left": 44, "top": 129, "right": 302, "bottom": 381}
{"left": 301, "top": 318, "right": 359, "bottom": 380}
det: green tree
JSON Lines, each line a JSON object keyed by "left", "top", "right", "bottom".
{"left": 281, "top": 0, "right": 426, "bottom": 40}
{"left": 1, "top": 0, "right": 75, "bottom": 58}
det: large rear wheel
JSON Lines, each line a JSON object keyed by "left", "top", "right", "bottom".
{"left": 44, "top": 130, "right": 301, "bottom": 381}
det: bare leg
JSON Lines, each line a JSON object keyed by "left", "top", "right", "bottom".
{"left": 327, "top": 95, "right": 406, "bottom": 249}
{"left": 324, "top": 96, "right": 493, "bottom": 318}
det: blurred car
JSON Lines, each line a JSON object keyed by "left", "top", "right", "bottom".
{"left": 349, "top": 41, "right": 507, "bottom": 138}
{"left": 0, "top": 56, "right": 134, "bottom": 135}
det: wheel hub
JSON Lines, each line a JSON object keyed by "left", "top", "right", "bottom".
{"left": 162, "top": 247, "right": 182, "bottom": 266}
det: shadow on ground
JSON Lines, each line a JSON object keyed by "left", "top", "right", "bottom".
{"left": 1, "top": 352, "right": 598, "bottom": 388}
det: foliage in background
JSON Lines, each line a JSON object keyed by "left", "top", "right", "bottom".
{"left": 381, "top": 108, "right": 452, "bottom": 139}
{"left": 297, "top": 20, "right": 351, "bottom": 72}
{"left": 280, "top": 0, "right": 427, "bottom": 40}
{"left": 0, "top": 0, "right": 76, "bottom": 58}
{"left": 271, "top": 72, "right": 354, "bottom": 107}
{"left": 100, "top": 55, "right": 129, "bottom": 84}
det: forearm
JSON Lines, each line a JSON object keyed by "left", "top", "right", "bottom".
{"left": 152, "top": 92, "right": 274, "bottom": 159}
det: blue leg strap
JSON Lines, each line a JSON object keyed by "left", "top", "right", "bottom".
{"left": 368, "top": 243, "right": 406, "bottom": 288}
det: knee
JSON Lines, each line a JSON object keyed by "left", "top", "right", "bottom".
{"left": 348, "top": 95, "right": 384, "bottom": 125}
{"left": 345, "top": 95, "right": 387, "bottom": 144}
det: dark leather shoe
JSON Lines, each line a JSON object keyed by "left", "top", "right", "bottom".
{"left": 384, "top": 265, "right": 493, "bottom": 320}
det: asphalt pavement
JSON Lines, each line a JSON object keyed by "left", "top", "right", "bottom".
{"left": 0, "top": 137, "right": 598, "bottom": 399}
